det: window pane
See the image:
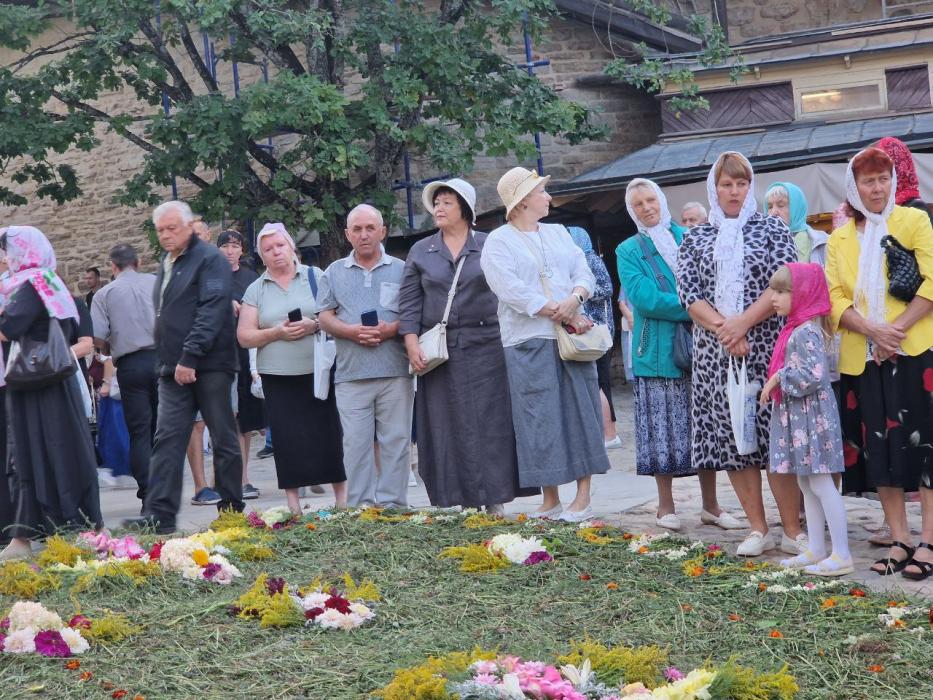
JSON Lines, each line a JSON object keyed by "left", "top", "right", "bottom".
{"left": 800, "top": 84, "right": 881, "bottom": 114}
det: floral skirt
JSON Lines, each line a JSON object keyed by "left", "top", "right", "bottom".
{"left": 840, "top": 349, "right": 933, "bottom": 493}
{"left": 634, "top": 377, "right": 694, "bottom": 477}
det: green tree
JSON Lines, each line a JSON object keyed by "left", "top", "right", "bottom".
{"left": 0, "top": 0, "right": 604, "bottom": 261}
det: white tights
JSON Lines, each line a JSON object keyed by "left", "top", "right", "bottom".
{"left": 798, "top": 474, "right": 850, "bottom": 561}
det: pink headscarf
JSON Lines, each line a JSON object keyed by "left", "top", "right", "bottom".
{"left": 0, "top": 226, "right": 78, "bottom": 321}
{"left": 767, "top": 263, "right": 831, "bottom": 403}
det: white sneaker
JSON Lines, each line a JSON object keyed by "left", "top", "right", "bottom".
{"left": 97, "top": 468, "right": 117, "bottom": 489}
{"left": 407, "top": 471, "right": 418, "bottom": 488}
{"left": 779, "top": 550, "right": 822, "bottom": 569}
{"left": 655, "top": 513, "right": 682, "bottom": 531}
{"left": 604, "top": 436, "right": 622, "bottom": 450}
{"left": 700, "top": 509, "right": 745, "bottom": 530}
{"left": 780, "top": 532, "right": 809, "bottom": 555}
{"left": 528, "top": 505, "right": 563, "bottom": 519}
{"left": 736, "top": 531, "right": 776, "bottom": 557}
{"left": 558, "top": 505, "right": 594, "bottom": 523}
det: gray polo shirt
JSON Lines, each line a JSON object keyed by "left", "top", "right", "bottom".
{"left": 90, "top": 269, "right": 157, "bottom": 361}
{"left": 241, "top": 265, "right": 321, "bottom": 376}
{"left": 318, "top": 250, "right": 409, "bottom": 383}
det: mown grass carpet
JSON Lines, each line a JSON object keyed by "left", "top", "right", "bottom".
{"left": 1, "top": 512, "right": 931, "bottom": 699}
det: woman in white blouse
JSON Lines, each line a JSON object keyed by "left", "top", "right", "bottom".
{"left": 480, "top": 167, "right": 610, "bottom": 521}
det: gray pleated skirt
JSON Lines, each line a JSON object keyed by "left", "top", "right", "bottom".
{"left": 503, "top": 338, "right": 610, "bottom": 488}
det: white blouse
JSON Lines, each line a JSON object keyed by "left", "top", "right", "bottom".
{"left": 480, "top": 222, "right": 596, "bottom": 347}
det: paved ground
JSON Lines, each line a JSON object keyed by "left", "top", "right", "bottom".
{"left": 99, "top": 381, "right": 930, "bottom": 598}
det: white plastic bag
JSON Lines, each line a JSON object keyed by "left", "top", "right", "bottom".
{"left": 313, "top": 331, "right": 337, "bottom": 400}
{"left": 727, "top": 356, "right": 760, "bottom": 456}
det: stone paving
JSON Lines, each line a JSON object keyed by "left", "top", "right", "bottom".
{"left": 98, "top": 381, "right": 930, "bottom": 599}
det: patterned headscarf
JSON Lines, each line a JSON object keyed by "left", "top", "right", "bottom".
{"left": 0, "top": 226, "right": 78, "bottom": 321}
{"left": 876, "top": 137, "right": 920, "bottom": 205}
{"left": 624, "top": 178, "right": 680, "bottom": 273}
{"left": 707, "top": 152, "right": 758, "bottom": 318}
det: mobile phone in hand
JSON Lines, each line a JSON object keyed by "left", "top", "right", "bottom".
{"left": 287, "top": 308, "right": 302, "bottom": 323}
{"left": 360, "top": 309, "right": 379, "bottom": 327}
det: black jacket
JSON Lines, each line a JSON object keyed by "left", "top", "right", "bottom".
{"left": 153, "top": 235, "right": 238, "bottom": 376}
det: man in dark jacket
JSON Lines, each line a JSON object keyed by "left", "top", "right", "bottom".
{"left": 123, "top": 200, "right": 243, "bottom": 533}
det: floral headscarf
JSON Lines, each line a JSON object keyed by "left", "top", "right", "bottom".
{"left": 0, "top": 226, "right": 78, "bottom": 321}
{"left": 876, "top": 137, "right": 920, "bottom": 206}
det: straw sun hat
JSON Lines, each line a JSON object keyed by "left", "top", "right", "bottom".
{"left": 421, "top": 178, "right": 477, "bottom": 224}
{"left": 497, "top": 167, "right": 551, "bottom": 219}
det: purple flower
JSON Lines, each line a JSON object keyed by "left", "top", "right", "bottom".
{"left": 0, "top": 617, "right": 8, "bottom": 629}
{"left": 202, "top": 563, "right": 222, "bottom": 580}
{"left": 663, "top": 667, "right": 685, "bottom": 682}
{"left": 0, "top": 632, "right": 6, "bottom": 650}
{"left": 34, "top": 630, "right": 72, "bottom": 658}
{"left": 265, "top": 577, "right": 286, "bottom": 596}
{"left": 246, "top": 512, "right": 266, "bottom": 528}
{"left": 522, "top": 550, "right": 553, "bottom": 566}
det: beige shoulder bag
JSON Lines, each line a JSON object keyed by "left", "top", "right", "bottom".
{"left": 411, "top": 255, "right": 467, "bottom": 376}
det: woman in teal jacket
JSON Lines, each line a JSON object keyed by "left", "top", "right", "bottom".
{"left": 616, "top": 178, "right": 741, "bottom": 532}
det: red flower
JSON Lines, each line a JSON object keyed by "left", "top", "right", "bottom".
{"left": 69, "top": 615, "right": 92, "bottom": 629}
{"left": 928, "top": 607, "right": 933, "bottom": 627}
{"left": 64, "top": 660, "right": 81, "bottom": 671}
{"left": 849, "top": 588, "right": 867, "bottom": 598}
{"left": 846, "top": 390, "right": 857, "bottom": 410}
{"left": 304, "top": 607, "right": 324, "bottom": 620}
{"left": 324, "top": 595, "right": 351, "bottom": 615}
{"left": 867, "top": 664, "right": 884, "bottom": 674}
{"left": 265, "top": 577, "right": 287, "bottom": 596}
{"left": 579, "top": 574, "right": 591, "bottom": 581}
{"left": 112, "top": 690, "right": 129, "bottom": 699}
{"left": 148, "top": 541, "right": 163, "bottom": 561}
{"left": 923, "top": 368, "right": 933, "bottom": 393}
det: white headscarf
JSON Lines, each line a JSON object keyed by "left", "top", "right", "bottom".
{"left": 707, "top": 152, "right": 758, "bottom": 318}
{"left": 624, "top": 178, "right": 679, "bottom": 273}
{"left": 846, "top": 148, "right": 897, "bottom": 325}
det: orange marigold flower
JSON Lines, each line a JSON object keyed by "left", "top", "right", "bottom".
{"left": 112, "top": 690, "right": 128, "bottom": 699}
{"left": 849, "top": 588, "right": 866, "bottom": 597}
{"left": 817, "top": 650, "right": 825, "bottom": 657}
{"left": 133, "top": 696, "right": 146, "bottom": 700}
{"left": 867, "top": 665, "right": 884, "bottom": 673}
{"left": 64, "top": 660, "right": 81, "bottom": 671}
{"left": 886, "top": 600, "right": 900, "bottom": 608}
{"left": 769, "top": 630, "right": 784, "bottom": 639}
{"left": 686, "top": 565, "right": 705, "bottom": 577}
{"left": 744, "top": 561, "right": 757, "bottom": 569}
{"left": 516, "top": 513, "right": 528, "bottom": 523}
{"left": 821, "top": 598, "right": 837, "bottom": 609}
{"left": 680, "top": 603, "right": 693, "bottom": 612}
{"left": 305, "top": 523, "right": 316, "bottom": 530}
{"left": 192, "top": 549, "right": 209, "bottom": 567}
{"left": 606, "top": 582, "right": 618, "bottom": 590}
{"left": 758, "top": 583, "right": 768, "bottom": 592}
{"left": 579, "top": 574, "right": 591, "bottom": 581}
{"left": 929, "top": 607, "right": 933, "bottom": 627}
{"left": 728, "top": 613, "right": 742, "bottom": 621}
{"left": 622, "top": 532, "right": 633, "bottom": 540}
{"left": 893, "top": 619, "right": 905, "bottom": 628}
{"left": 79, "top": 672, "right": 93, "bottom": 682}
{"left": 637, "top": 545, "right": 649, "bottom": 554}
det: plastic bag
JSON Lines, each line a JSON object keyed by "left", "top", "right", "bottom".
{"left": 313, "top": 332, "right": 337, "bottom": 400}
{"left": 727, "top": 356, "right": 760, "bottom": 456}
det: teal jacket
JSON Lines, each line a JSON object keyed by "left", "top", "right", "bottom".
{"left": 615, "top": 224, "right": 691, "bottom": 379}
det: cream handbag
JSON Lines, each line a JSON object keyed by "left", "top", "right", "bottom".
{"left": 411, "top": 256, "right": 466, "bottom": 376}
{"left": 517, "top": 229, "right": 612, "bottom": 362}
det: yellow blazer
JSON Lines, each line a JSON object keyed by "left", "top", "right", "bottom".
{"left": 825, "top": 205, "right": 933, "bottom": 376}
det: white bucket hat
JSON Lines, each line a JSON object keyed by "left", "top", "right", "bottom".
{"left": 421, "top": 178, "right": 477, "bottom": 224}
{"left": 497, "top": 166, "right": 551, "bottom": 219}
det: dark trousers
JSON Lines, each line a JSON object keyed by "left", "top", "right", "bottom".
{"left": 115, "top": 350, "right": 158, "bottom": 503}
{"left": 0, "top": 388, "right": 13, "bottom": 543}
{"left": 144, "top": 370, "right": 244, "bottom": 527}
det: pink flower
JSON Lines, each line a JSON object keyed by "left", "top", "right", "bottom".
{"left": 523, "top": 550, "right": 553, "bottom": 566}
{"left": 34, "top": 630, "right": 72, "bottom": 657}
{"left": 474, "top": 673, "right": 499, "bottom": 685}
{"left": 68, "top": 615, "right": 92, "bottom": 630}
{"left": 472, "top": 660, "right": 498, "bottom": 675}
{"left": 202, "top": 563, "right": 222, "bottom": 580}
{"left": 804, "top": 582, "right": 816, "bottom": 590}
{"left": 812, "top": 363, "right": 823, "bottom": 380}
{"left": 246, "top": 512, "right": 266, "bottom": 528}
{"left": 664, "top": 667, "right": 685, "bottom": 681}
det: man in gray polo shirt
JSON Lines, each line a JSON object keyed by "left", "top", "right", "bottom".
{"left": 318, "top": 204, "right": 413, "bottom": 508}
{"left": 90, "top": 243, "right": 158, "bottom": 506}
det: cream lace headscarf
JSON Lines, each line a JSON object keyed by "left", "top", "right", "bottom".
{"left": 707, "top": 152, "right": 758, "bottom": 318}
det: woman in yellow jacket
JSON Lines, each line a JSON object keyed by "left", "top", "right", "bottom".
{"left": 826, "top": 147, "right": 933, "bottom": 580}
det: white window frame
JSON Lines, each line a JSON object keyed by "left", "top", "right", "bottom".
{"left": 794, "top": 75, "right": 887, "bottom": 120}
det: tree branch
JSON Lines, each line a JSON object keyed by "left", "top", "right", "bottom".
{"left": 176, "top": 20, "right": 220, "bottom": 93}
{"left": 229, "top": 9, "right": 307, "bottom": 76}
{"left": 5, "top": 32, "right": 96, "bottom": 73}
{"left": 136, "top": 19, "right": 196, "bottom": 102}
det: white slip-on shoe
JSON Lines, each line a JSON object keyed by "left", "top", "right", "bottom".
{"left": 736, "top": 531, "right": 776, "bottom": 557}
{"left": 780, "top": 549, "right": 822, "bottom": 569}
{"left": 604, "top": 436, "right": 622, "bottom": 450}
{"left": 700, "top": 509, "right": 745, "bottom": 530}
{"left": 558, "top": 505, "right": 594, "bottom": 523}
{"left": 781, "top": 532, "right": 809, "bottom": 555}
{"left": 805, "top": 554, "right": 855, "bottom": 577}
{"left": 655, "top": 513, "right": 682, "bottom": 531}
{"left": 528, "top": 505, "right": 563, "bottom": 520}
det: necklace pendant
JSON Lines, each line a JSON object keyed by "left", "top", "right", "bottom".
{"left": 542, "top": 267, "right": 554, "bottom": 279}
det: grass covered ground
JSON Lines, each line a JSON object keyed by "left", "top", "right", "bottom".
{"left": 1, "top": 510, "right": 931, "bottom": 699}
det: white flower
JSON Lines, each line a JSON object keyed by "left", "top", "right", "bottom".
{"left": 487, "top": 533, "right": 547, "bottom": 565}
{"left": 59, "top": 628, "right": 90, "bottom": 654}
{"left": 300, "top": 592, "right": 330, "bottom": 610}
{"left": 316, "top": 609, "right": 346, "bottom": 630}
{"left": 159, "top": 538, "right": 201, "bottom": 573}
{"left": 349, "top": 603, "right": 374, "bottom": 621}
{"left": 3, "top": 627, "right": 37, "bottom": 653}
{"left": 7, "top": 602, "right": 63, "bottom": 632}
{"left": 260, "top": 505, "right": 295, "bottom": 526}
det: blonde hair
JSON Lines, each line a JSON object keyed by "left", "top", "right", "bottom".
{"left": 715, "top": 153, "right": 752, "bottom": 183}
{"left": 768, "top": 265, "right": 833, "bottom": 341}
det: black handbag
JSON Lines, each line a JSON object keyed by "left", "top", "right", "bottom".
{"left": 5, "top": 316, "right": 77, "bottom": 390}
{"left": 881, "top": 235, "right": 922, "bottom": 303}
{"left": 635, "top": 235, "right": 693, "bottom": 372}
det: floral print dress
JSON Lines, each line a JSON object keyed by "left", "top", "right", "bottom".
{"left": 768, "top": 321, "right": 843, "bottom": 475}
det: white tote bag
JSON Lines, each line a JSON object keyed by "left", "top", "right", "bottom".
{"left": 313, "top": 330, "right": 337, "bottom": 400}
{"left": 411, "top": 256, "right": 466, "bottom": 377}
{"left": 727, "top": 356, "right": 760, "bottom": 456}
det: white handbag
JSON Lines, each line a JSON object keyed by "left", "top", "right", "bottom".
{"left": 313, "top": 331, "right": 337, "bottom": 400}
{"left": 516, "top": 229, "right": 611, "bottom": 362}
{"left": 410, "top": 256, "right": 466, "bottom": 377}
{"left": 727, "top": 355, "right": 760, "bottom": 456}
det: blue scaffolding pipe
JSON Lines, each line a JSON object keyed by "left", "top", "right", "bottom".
{"left": 521, "top": 16, "right": 549, "bottom": 175}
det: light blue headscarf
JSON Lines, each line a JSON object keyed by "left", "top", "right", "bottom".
{"left": 568, "top": 226, "right": 593, "bottom": 253}
{"left": 764, "top": 181, "right": 808, "bottom": 233}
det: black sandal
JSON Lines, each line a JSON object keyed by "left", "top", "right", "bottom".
{"left": 902, "top": 542, "right": 933, "bottom": 581}
{"left": 871, "top": 541, "right": 915, "bottom": 576}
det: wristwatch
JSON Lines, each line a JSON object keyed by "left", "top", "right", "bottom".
{"left": 573, "top": 292, "right": 585, "bottom": 306}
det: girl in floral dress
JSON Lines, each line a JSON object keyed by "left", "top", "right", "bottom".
{"left": 760, "top": 263, "right": 851, "bottom": 576}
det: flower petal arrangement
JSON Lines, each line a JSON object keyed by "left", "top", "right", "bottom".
{"left": 1, "top": 602, "right": 89, "bottom": 657}
{"left": 247, "top": 505, "right": 299, "bottom": 530}
{"left": 441, "top": 534, "right": 552, "bottom": 572}
{"left": 155, "top": 536, "right": 241, "bottom": 584}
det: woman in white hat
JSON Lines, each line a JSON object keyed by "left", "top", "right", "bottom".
{"left": 480, "top": 167, "right": 610, "bottom": 521}
{"left": 398, "top": 179, "right": 537, "bottom": 514}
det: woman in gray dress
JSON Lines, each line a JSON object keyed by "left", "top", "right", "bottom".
{"left": 399, "top": 179, "right": 535, "bottom": 513}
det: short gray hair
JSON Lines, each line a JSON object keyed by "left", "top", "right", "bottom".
{"left": 109, "top": 243, "right": 138, "bottom": 270}
{"left": 681, "top": 201, "right": 707, "bottom": 218}
{"left": 152, "top": 200, "right": 194, "bottom": 225}
{"left": 346, "top": 203, "right": 384, "bottom": 228}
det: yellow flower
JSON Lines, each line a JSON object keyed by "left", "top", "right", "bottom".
{"left": 192, "top": 549, "right": 210, "bottom": 567}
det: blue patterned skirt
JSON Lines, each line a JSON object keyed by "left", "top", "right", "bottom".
{"left": 634, "top": 377, "right": 695, "bottom": 477}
